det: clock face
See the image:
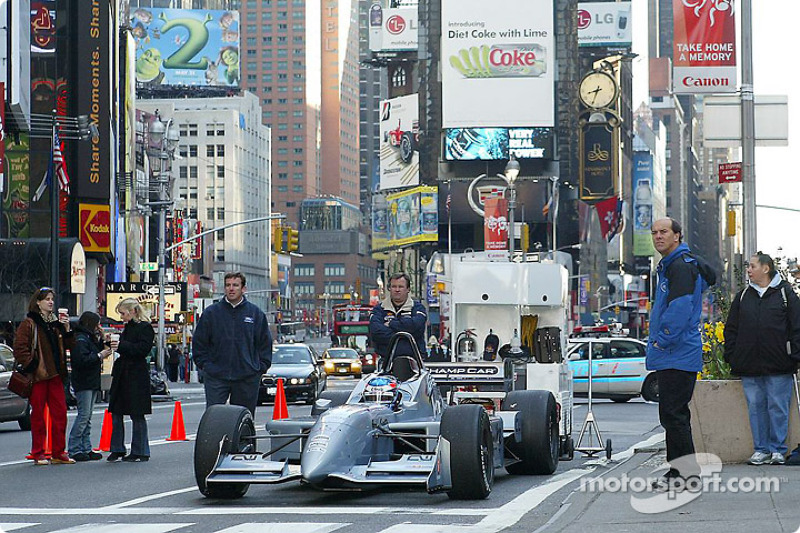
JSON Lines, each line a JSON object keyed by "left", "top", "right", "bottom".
{"left": 579, "top": 71, "right": 618, "bottom": 109}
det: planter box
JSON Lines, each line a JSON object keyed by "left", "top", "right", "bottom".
{"left": 689, "top": 378, "right": 800, "bottom": 463}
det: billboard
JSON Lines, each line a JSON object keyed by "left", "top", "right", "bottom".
{"left": 369, "top": 6, "right": 418, "bottom": 53}
{"left": 79, "top": 203, "right": 111, "bottom": 253}
{"left": 672, "top": 0, "right": 736, "bottom": 93}
{"left": 379, "top": 94, "right": 420, "bottom": 190}
{"left": 386, "top": 186, "right": 438, "bottom": 248}
{"left": 75, "top": 0, "right": 111, "bottom": 201}
{"left": 577, "top": 2, "right": 632, "bottom": 48}
{"left": 632, "top": 152, "right": 655, "bottom": 256}
{"left": 105, "top": 281, "right": 187, "bottom": 323}
{"left": 130, "top": 8, "right": 240, "bottom": 87}
{"left": 441, "top": 0, "right": 554, "bottom": 128}
{"left": 444, "top": 127, "right": 553, "bottom": 160}
{"left": 2, "top": 133, "right": 30, "bottom": 238}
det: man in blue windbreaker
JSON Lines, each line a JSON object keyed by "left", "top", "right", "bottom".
{"left": 369, "top": 273, "right": 428, "bottom": 363}
{"left": 647, "top": 218, "right": 708, "bottom": 489}
{"left": 193, "top": 272, "right": 273, "bottom": 415}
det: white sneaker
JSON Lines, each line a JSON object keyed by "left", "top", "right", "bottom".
{"left": 770, "top": 452, "right": 785, "bottom": 465}
{"left": 748, "top": 451, "right": 771, "bottom": 465}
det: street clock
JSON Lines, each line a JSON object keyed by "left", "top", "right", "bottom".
{"left": 578, "top": 70, "right": 619, "bottom": 110}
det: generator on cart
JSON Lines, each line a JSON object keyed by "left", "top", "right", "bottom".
{"left": 429, "top": 250, "right": 575, "bottom": 463}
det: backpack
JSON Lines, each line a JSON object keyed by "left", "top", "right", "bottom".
{"left": 684, "top": 251, "right": 717, "bottom": 287}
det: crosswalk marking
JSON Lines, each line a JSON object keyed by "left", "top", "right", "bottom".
{"left": 215, "top": 523, "right": 348, "bottom": 533}
{"left": 0, "top": 526, "right": 190, "bottom": 533}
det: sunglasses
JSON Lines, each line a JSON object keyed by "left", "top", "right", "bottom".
{"left": 39, "top": 287, "right": 54, "bottom": 293}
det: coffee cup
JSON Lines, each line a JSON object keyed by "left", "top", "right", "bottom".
{"left": 58, "top": 308, "right": 69, "bottom": 320}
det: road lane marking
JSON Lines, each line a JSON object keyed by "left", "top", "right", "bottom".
{"left": 215, "top": 524, "right": 348, "bottom": 533}
{"left": 0, "top": 524, "right": 39, "bottom": 531}
{"left": 41, "top": 524, "right": 192, "bottom": 533}
{"left": 105, "top": 487, "right": 199, "bottom": 509}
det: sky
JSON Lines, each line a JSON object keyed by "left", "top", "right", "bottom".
{"left": 630, "top": 1, "right": 797, "bottom": 260}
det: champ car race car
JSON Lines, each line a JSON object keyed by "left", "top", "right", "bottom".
{"left": 194, "top": 332, "right": 562, "bottom": 501}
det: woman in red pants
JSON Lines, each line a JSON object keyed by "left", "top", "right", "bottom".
{"left": 13, "top": 287, "right": 76, "bottom": 465}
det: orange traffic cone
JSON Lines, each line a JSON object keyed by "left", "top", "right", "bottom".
{"left": 44, "top": 405, "right": 52, "bottom": 458}
{"left": 272, "top": 379, "right": 289, "bottom": 420}
{"left": 166, "top": 401, "right": 188, "bottom": 441}
{"left": 96, "top": 409, "right": 112, "bottom": 452}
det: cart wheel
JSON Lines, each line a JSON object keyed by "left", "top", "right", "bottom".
{"left": 605, "top": 439, "right": 613, "bottom": 460}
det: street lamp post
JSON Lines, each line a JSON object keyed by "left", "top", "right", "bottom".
{"left": 147, "top": 112, "right": 179, "bottom": 371}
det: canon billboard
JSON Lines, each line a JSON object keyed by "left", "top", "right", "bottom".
{"left": 441, "top": 0, "right": 554, "bottom": 128}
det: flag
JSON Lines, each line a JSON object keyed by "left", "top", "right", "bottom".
{"left": 596, "top": 197, "right": 622, "bottom": 242}
{"left": 32, "top": 129, "right": 70, "bottom": 202}
{"left": 542, "top": 195, "right": 553, "bottom": 217}
{"left": 445, "top": 193, "right": 451, "bottom": 215}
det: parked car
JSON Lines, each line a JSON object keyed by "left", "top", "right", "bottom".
{"left": 567, "top": 337, "right": 658, "bottom": 403}
{"left": 0, "top": 344, "right": 31, "bottom": 430}
{"left": 259, "top": 343, "right": 327, "bottom": 405}
{"left": 359, "top": 349, "right": 377, "bottom": 374}
{"left": 322, "top": 347, "right": 363, "bottom": 378}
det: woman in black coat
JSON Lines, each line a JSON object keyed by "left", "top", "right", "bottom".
{"left": 68, "top": 312, "right": 112, "bottom": 461}
{"left": 108, "top": 298, "right": 155, "bottom": 462}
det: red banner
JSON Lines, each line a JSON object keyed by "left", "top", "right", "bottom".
{"left": 484, "top": 197, "right": 508, "bottom": 251}
{"left": 672, "top": 0, "right": 737, "bottom": 93}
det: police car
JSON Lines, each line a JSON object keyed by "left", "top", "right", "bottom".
{"left": 567, "top": 324, "right": 658, "bottom": 403}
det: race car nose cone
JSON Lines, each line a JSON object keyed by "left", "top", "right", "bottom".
{"left": 301, "top": 457, "right": 333, "bottom": 485}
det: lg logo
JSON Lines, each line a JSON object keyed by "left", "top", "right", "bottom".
{"left": 577, "top": 10, "right": 591, "bottom": 30}
{"left": 386, "top": 15, "right": 406, "bottom": 35}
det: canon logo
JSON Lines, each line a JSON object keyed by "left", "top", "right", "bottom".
{"left": 682, "top": 76, "right": 730, "bottom": 87}
{"left": 489, "top": 48, "right": 538, "bottom": 67}
{"left": 386, "top": 15, "right": 405, "bottom": 35}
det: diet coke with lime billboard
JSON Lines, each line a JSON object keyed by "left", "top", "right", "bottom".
{"left": 441, "top": 0, "right": 554, "bottom": 128}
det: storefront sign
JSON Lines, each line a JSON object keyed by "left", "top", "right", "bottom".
{"left": 79, "top": 203, "right": 111, "bottom": 253}
{"left": 70, "top": 242, "right": 87, "bottom": 294}
{"left": 579, "top": 121, "right": 618, "bottom": 202}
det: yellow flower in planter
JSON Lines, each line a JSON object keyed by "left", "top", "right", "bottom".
{"left": 701, "top": 320, "right": 732, "bottom": 380}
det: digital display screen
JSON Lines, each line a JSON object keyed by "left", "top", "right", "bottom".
{"left": 444, "top": 127, "right": 553, "bottom": 160}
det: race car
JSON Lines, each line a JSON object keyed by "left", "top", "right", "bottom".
{"left": 193, "top": 332, "right": 561, "bottom": 501}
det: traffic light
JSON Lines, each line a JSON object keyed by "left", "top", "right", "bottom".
{"left": 520, "top": 223, "right": 530, "bottom": 254}
{"left": 287, "top": 228, "right": 299, "bottom": 252}
{"left": 273, "top": 225, "right": 283, "bottom": 253}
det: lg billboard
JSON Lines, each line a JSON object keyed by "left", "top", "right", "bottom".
{"left": 441, "top": 0, "right": 555, "bottom": 128}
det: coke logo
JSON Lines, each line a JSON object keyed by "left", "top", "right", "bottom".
{"left": 489, "top": 48, "right": 538, "bottom": 67}
{"left": 577, "top": 9, "right": 591, "bottom": 30}
{"left": 386, "top": 15, "right": 406, "bottom": 35}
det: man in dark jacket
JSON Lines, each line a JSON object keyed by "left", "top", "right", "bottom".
{"left": 647, "top": 218, "right": 708, "bottom": 488}
{"left": 724, "top": 252, "right": 800, "bottom": 465}
{"left": 193, "top": 272, "right": 272, "bottom": 415}
{"left": 369, "top": 273, "right": 427, "bottom": 365}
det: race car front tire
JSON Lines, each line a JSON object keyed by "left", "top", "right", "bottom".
{"left": 194, "top": 404, "right": 255, "bottom": 499}
{"left": 502, "top": 390, "right": 559, "bottom": 475}
{"left": 440, "top": 404, "right": 494, "bottom": 500}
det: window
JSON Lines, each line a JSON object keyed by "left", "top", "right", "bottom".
{"left": 217, "top": 208, "right": 225, "bottom": 219}
{"left": 179, "top": 166, "right": 188, "bottom": 179}
{"left": 190, "top": 166, "right": 198, "bottom": 179}
{"left": 391, "top": 66, "right": 407, "bottom": 88}
{"left": 189, "top": 145, "right": 198, "bottom": 157}
{"left": 292, "top": 185, "right": 303, "bottom": 192}
{"left": 216, "top": 250, "right": 225, "bottom": 262}
{"left": 294, "top": 282, "right": 316, "bottom": 296}
{"left": 324, "top": 282, "right": 346, "bottom": 294}
{"left": 217, "top": 145, "right": 225, "bottom": 157}
{"left": 277, "top": 185, "right": 288, "bottom": 192}
{"left": 207, "top": 145, "right": 215, "bottom": 157}
{"left": 207, "top": 208, "right": 214, "bottom": 220}
{"left": 278, "top": 172, "right": 288, "bottom": 180}
{"left": 294, "top": 264, "right": 315, "bottom": 277}
{"left": 324, "top": 264, "right": 345, "bottom": 277}
{"left": 217, "top": 166, "right": 225, "bottom": 179}
{"left": 609, "top": 341, "right": 645, "bottom": 359}
{"left": 573, "top": 342, "right": 607, "bottom": 360}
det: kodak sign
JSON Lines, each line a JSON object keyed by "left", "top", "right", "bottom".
{"left": 79, "top": 203, "right": 111, "bottom": 253}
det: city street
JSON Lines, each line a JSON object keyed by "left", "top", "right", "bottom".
{"left": 0, "top": 379, "right": 661, "bottom": 533}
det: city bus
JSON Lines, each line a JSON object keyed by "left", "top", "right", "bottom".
{"left": 332, "top": 303, "right": 375, "bottom": 371}
{"left": 277, "top": 321, "right": 307, "bottom": 343}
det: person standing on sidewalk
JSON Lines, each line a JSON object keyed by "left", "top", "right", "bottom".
{"left": 724, "top": 252, "right": 800, "bottom": 465}
{"left": 13, "top": 288, "right": 76, "bottom": 465}
{"left": 68, "top": 312, "right": 112, "bottom": 461}
{"left": 647, "top": 218, "right": 710, "bottom": 487}
{"left": 192, "top": 272, "right": 273, "bottom": 416}
{"left": 166, "top": 344, "right": 180, "bottom": 382}
{"left": 107, "top": 298, "right": 155, "bottom": 463}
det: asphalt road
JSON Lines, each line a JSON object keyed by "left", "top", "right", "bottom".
{"left": 0, "top": 378, "right": 661, "bottom": 533}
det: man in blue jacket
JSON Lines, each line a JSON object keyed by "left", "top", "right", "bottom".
{"left": 370, "top": 273, "right": 428, "bottom": 363}
{"left": 648, "top": 218, "right": 708, "bottom": 488}
{"left": 193, "top": 272, "right": 272, "bottom": 415}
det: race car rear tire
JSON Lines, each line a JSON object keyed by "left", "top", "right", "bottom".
{"left": 502, "top": 390, "right": 559, "bottom": 475}
{"left": 310, "top": 390, "right": 351, "bottom": 417}
{"left": 194, "top": 405, "right": 255, "bottom": 499}
{"left": 441, "top": 404, "right": 494, "bottom": 500}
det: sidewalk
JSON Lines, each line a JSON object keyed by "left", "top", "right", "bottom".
{"left": 543, "top": 442, "right": 800, "bottom": 533}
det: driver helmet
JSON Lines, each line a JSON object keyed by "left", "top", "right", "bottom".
{"left": 363, "top": 376, "right": 399, "bottom": 404}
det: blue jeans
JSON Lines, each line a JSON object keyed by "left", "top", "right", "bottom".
{"left": 203, "top": 373, "right": 261, "bottom": 416}
{"left": 68, "top": 390, "right": 99, "bottom": 456}
{"left": 741, "top": 374, "right": 794, "bottom": 455}
{"left": 110, "top": 413, "right": 150, "bottom": 457}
